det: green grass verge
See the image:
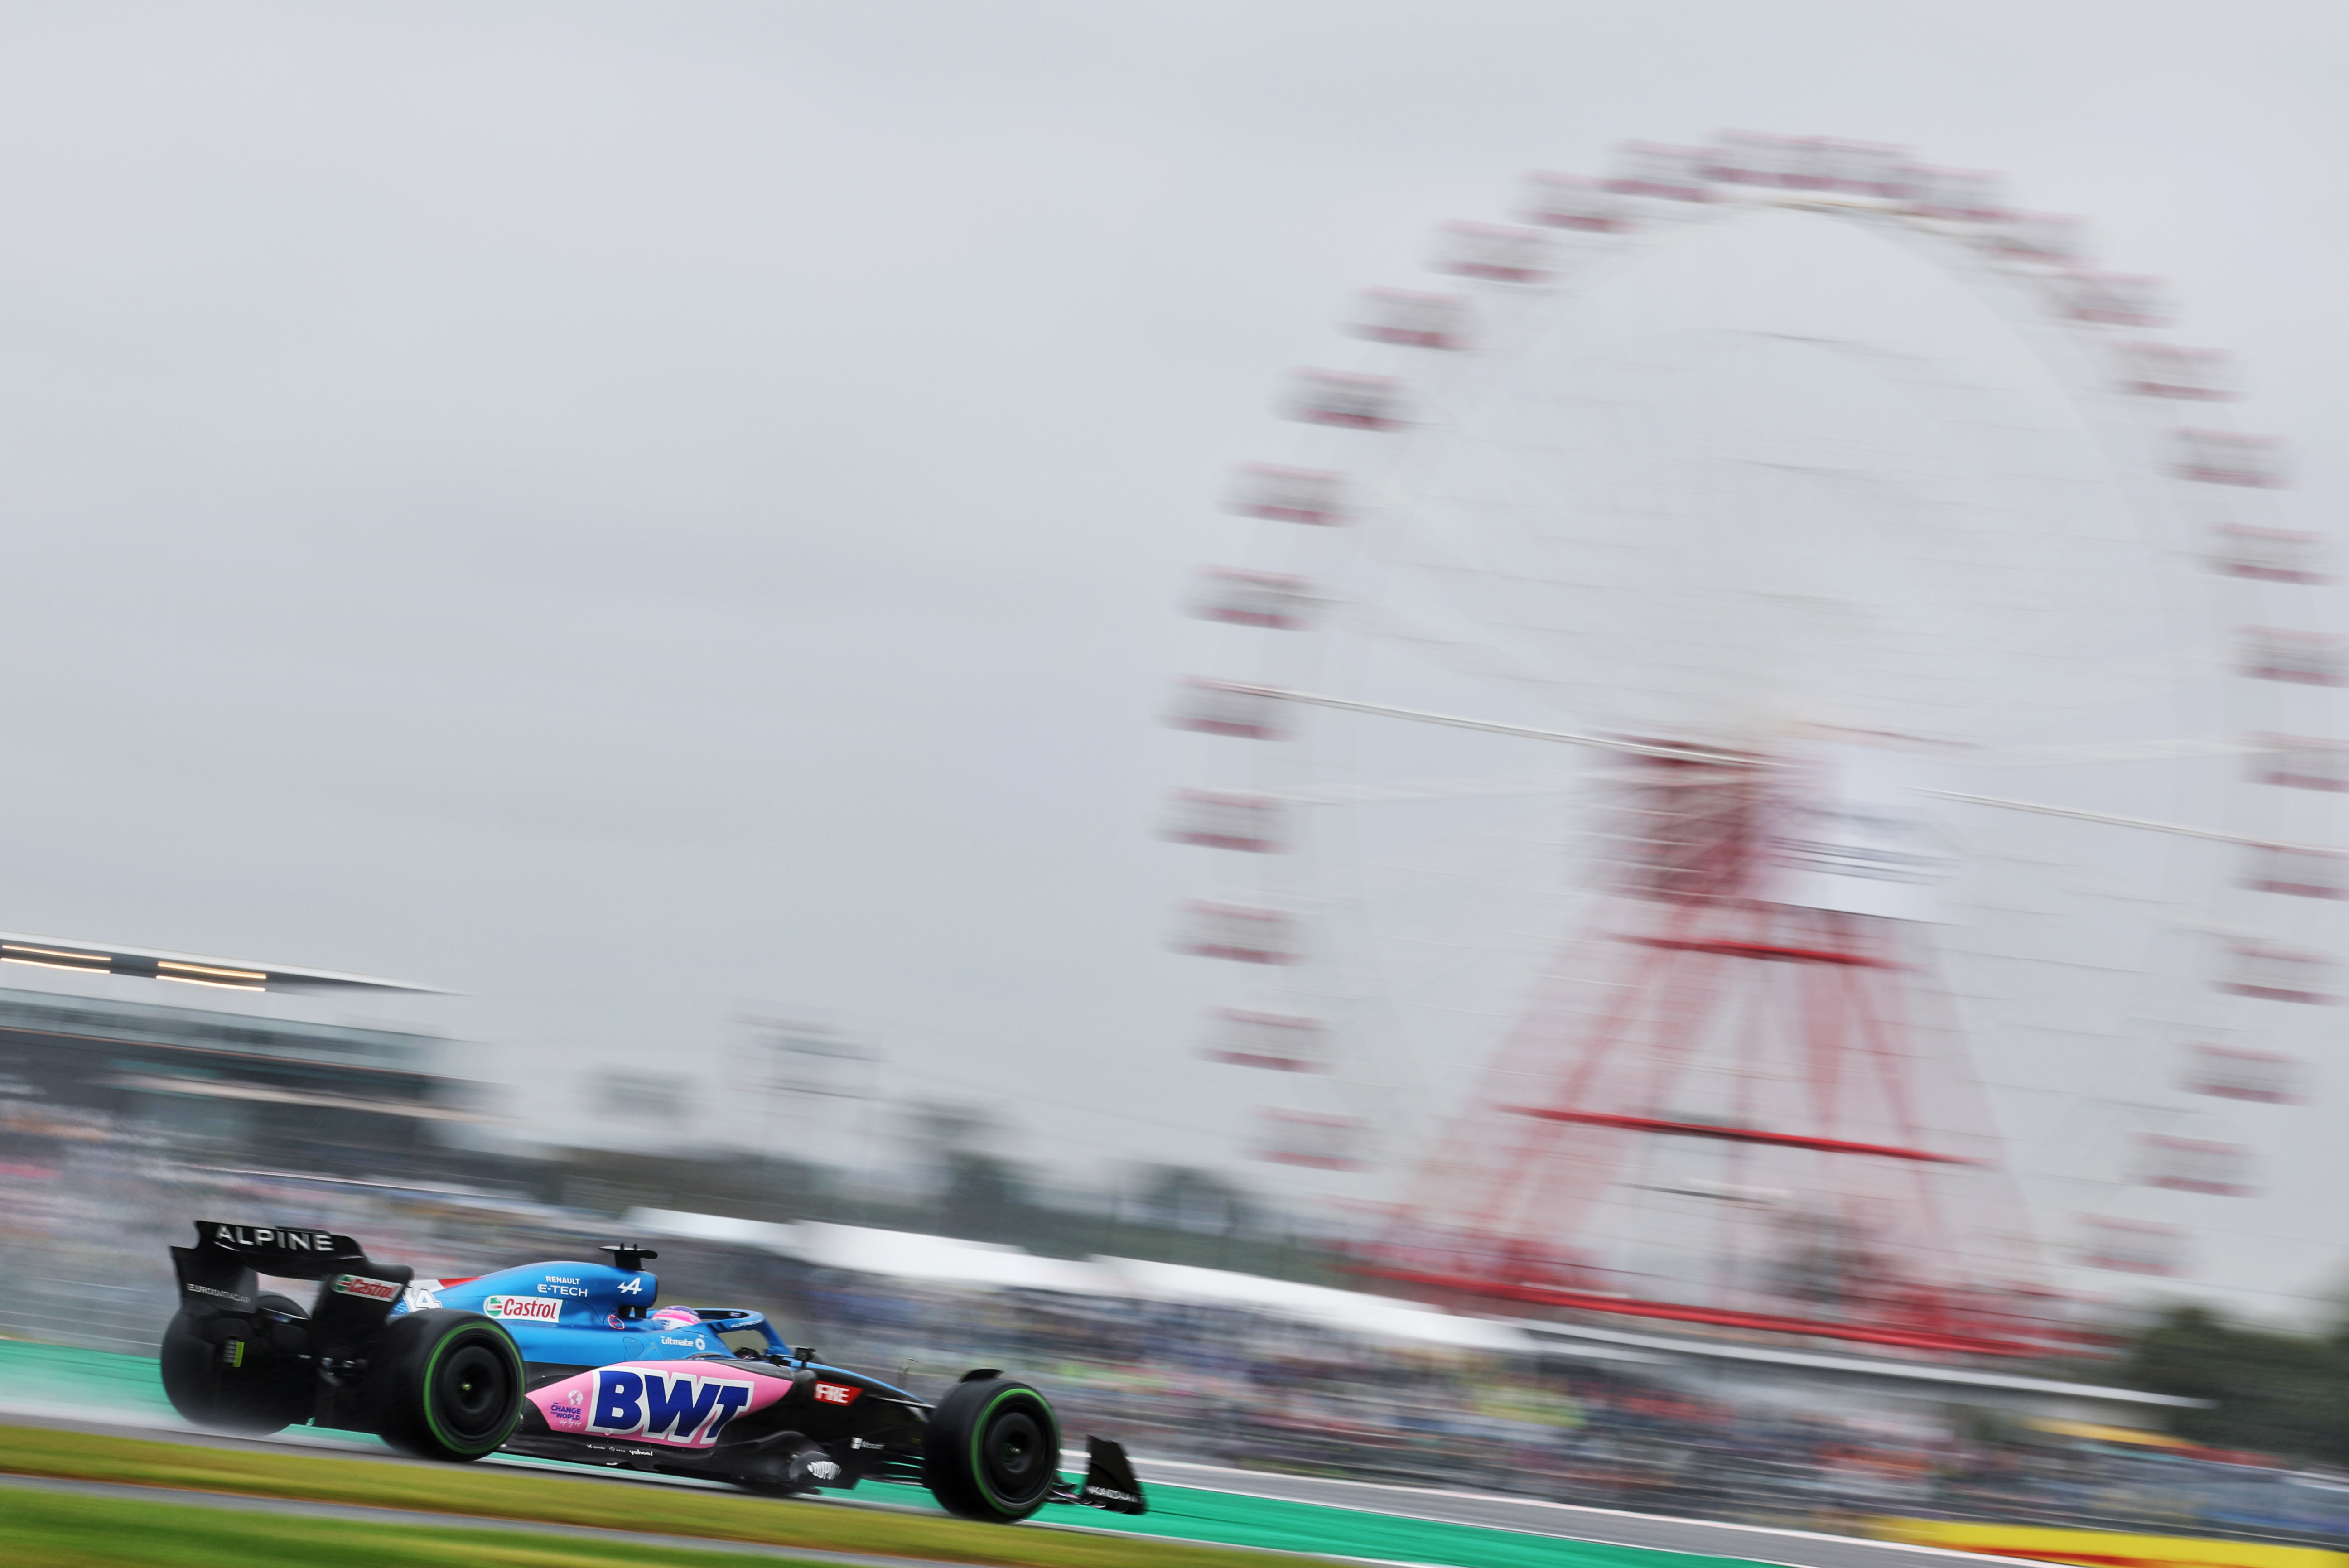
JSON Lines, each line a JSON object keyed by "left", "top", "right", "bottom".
{"left": 0, "top": 1424, "right": 1277, "bottom": 1568}
{"left": 0, "top": 1422, "right": 1755, "bottom": 1568}
{"left": 1, "top": 1485, "right": 838, "bottom": 1568}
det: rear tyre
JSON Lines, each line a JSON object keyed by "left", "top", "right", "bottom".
{"left": 924, "top": 1377, "right": 1060, "bottom": 1523}
{"left": 158, "top": 1292, "right": 314, "bottom": 1435}
{"left": 371, "top": 1309, "right": 523, "bottom": 1461}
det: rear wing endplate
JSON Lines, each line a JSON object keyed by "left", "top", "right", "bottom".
{"left": 169, "top": 1219, "right": 413, "bottom": 1358}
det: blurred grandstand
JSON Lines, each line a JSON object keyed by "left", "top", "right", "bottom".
{"left": 0, "top": 966, "right": 2341, "bottom": 1549}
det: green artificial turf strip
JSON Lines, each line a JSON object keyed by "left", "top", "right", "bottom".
{"left": 0, "top": 1338, "right": 177, "bottom": 1420}
{"left": 864, "top": 1478, "right": 1744, "bottom": 1568}
{"left": 0, "top": 1485, "right": 841, "bottom": 1568}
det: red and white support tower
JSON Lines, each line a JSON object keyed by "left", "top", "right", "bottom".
{"left": 1363, "top": 751, "right": 2062, "bottom": 1356}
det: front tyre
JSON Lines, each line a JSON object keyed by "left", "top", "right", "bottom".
{"left": 371, "top": 1309, "right": 523, "bottom": 1461}
{"left": 924, "top": 1377, "right": 1060, "bottom": 1523}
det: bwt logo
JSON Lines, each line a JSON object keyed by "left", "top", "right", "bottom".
{"left": 591, "top": 1370, "right": 754, "bottom": 1447}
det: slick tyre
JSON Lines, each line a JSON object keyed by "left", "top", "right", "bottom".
{"left": 159, "top": 1293, "right": 314, "bottom": 1436}
{"left": 924, "top": 1377, "right": 1060, "bottom": 1523}
{"left": 371, "top": 1309, "right": 524, "bottom": 1462}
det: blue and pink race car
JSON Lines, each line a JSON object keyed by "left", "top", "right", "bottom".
{"left": 162, "top": 1219, "right": 1145, "bottom": 1522}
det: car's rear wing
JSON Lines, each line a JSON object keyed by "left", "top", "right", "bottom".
{"left": 182, "top": 1222, "right": 373, "bottom": 1278}
{"left": 169, "top": 1219, "right": 415, "bottom": 1362}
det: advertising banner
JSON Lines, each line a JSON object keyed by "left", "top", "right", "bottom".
{"left": 1765, "top": 746, "right": 1958, "bottom": 923}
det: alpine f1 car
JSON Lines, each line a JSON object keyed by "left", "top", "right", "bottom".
{"left": 162, "top": 1220, "right": 1147, "bottom": 1523}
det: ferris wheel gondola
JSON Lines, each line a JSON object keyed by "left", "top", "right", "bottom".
{"left": 1163, "top": 131, "right": 2343, "bottom": 1346}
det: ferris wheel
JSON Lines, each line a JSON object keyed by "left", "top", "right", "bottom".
{"left": 1164, "top": 132, "right": 2343, "bottom": 1351}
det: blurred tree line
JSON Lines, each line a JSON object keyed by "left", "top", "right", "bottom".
{"left": 505, "top": 1143, "right": 1340, "bottom": 1284}
{"left": 2116, "top": 1303, "right": 2349, "bottom": 1463}
{"left": 441, "top": 1095, "right": 1346, "bottom": 1287}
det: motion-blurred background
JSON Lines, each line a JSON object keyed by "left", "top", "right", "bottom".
{"left": 8, "top": 0, "right": 2349, "bottom": 1546}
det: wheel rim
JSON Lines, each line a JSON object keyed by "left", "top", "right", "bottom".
{"left": 432, "top": 1337, "right": 514, "bottom": 1444}
{"left": 981, "top": 1407, "right": 1047, "bottom": 1502}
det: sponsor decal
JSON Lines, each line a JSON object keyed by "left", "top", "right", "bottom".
{"left": 812, "top": 1381, "right": 861, "bottom": 1407}
{"left": 536, "top": 1282, "right": 587, "bottom": 1297}
{"left": 544, "top": 1275, "right": 581, "bottom": 1284}
{"left": 482, "top": 1294, "right": 563, "bottom": 1322}
{"left": 330, "top": 1274, "right": 402, "bottom": 1303}
{"left": 659, "top": 1336, "right": 700, "bottom": 1347}
{"left": 617, "top": 1275, "right": 646, "bottom": 1296}
{"left": 525, "top": 1363, "right": 781, "bottom": 1447}
{"left": 183, "top": 1283, "right": 252, "bottom": 1307}
{"left": 210, "top": 1224, "right": 338, "bottom": 1254}
{"left": 607, "top": 1313, "right": 627, "bottom": 1330}
{"left": 806, "top": 1458, "right": 842, "bottom": 1483}
{"left": 402, "top": 1284, "right": 442, "bottom": 1311}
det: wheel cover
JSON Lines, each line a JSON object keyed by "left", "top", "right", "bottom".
{"left": 430, "top": 1337, "right": 515, "bottom": 1446}
{"left": 978, "top": 1404, "right": 1049, "bottom": 1505}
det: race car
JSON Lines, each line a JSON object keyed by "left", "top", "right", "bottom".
{"left": 161, "top": 1219, "right": 1146, "bottom": 1523}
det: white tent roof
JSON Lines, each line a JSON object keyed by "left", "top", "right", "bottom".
{"left": 620, "top": 1207, "right": 1648, "bottom": 1360}
{"left": 792, "top": 1222, "right": 1112, "bottom": 1293}
{"left": 621, "top": 1207, "right": 801, "bottom": 1252}
{"left": 1095, "top": 1256, "right": 1648, "bottom": 1359}
{"left": 622, "top": 1209, "right": 1105, "bottom": 1292}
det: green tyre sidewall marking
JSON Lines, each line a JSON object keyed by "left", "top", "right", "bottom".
{"left": 418, "top": 1321, "right": 521, "bottom": 1457}
{"left": 968, "top": 1385, "right": 1052, "bottom": 1516}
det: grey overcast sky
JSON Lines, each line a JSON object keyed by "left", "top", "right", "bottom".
{"left": 2, "top": 3, "right": 2346, "bottom": 1247}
